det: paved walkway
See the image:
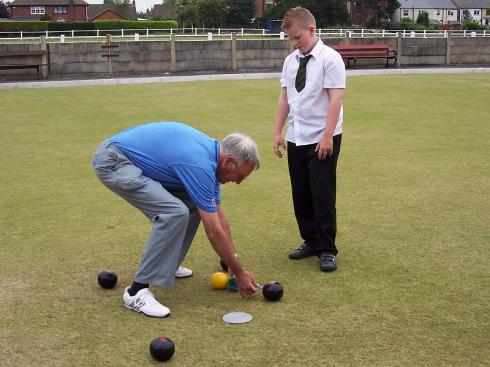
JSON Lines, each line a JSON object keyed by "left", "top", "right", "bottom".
{"left": 1, "top": 67, "right": 489, "bottom": 89}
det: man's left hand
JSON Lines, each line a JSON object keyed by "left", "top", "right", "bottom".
{"left": 315, "top": 135, "right": 333, "bottom": 160}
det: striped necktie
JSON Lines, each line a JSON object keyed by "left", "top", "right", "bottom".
{"left": 295, "top": 54, "right": 312, "bottom": 92}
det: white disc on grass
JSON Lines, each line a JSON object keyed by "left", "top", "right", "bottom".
{"left": 223, "top": 312, "right": 253, "bottom": 324}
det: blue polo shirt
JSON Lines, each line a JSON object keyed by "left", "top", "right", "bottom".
{"left": 109, "top": 122, "right": 221, "bottom": 212}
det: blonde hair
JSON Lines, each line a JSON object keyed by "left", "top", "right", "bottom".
{"left": 281, "top": 6, "right": 316, "bottom": 31}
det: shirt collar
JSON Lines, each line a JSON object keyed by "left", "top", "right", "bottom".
{"left": 295, "top": 38, "right": 323, "bottom": 61}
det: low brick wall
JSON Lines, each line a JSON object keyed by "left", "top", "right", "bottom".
{"left": 1, "top": 35, "right": 489, "bottom": 80}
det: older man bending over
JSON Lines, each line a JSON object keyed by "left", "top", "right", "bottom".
{"left": 92, "top": 121, "right": 260, "bottom": 317}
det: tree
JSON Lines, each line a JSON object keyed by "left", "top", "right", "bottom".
{"left": 137, "top": 9, "right": 150, "bottom": 19}
{"left": 176, "top": 0, "right": 198, "bottom": 27}
{"left": 225, "top": 0, "right": 255, "bottom": 27}
{"left": 399, "top": 16, "right": 425, "bottom": 30}
{"left": 0, "top": 0, "right": 10, "bottom": 18}
{"left": 195, "top": 0, "right": 227, "bottom": 27}
{"left": 386, "top": 0, "right": 400, "bottom": 21}
{"left": 104, "top": 0, "right": 131, "bottom": 15}
{"left": 416, "top": 10, "right": 429, "bottom": 27}
{"left": 260, "top": 0, "right": 349, "bottom": 28}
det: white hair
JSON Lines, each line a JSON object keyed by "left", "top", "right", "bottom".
{"left": 221, "top": 133, "right": 260, "bottom": 169}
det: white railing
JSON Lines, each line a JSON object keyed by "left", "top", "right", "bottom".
{"left": 0, "top": 28, "right": 488, "bottom": 43}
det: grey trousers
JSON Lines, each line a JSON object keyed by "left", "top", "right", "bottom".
{"left": 92, "top": 140, "right": 201, "bottom": 288}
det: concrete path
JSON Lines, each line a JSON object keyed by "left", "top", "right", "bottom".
{"left": 1, "top": 67, "right": 489, "bottom": 89}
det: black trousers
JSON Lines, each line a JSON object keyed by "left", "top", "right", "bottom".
{"left": 287, "top": 134, "right": 342, "bottom": 255}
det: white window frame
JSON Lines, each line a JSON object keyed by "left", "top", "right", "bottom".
{"left": 474, "top": 10, "right": 480, "bottom": 16}
{"left": 31, "top": 6, "right": 45, "bottom": 14}
{"left": 403, "top": 10, "right": 409, "bottom": 17}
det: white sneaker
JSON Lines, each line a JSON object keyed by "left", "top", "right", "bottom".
{"left": 175, "top": 266, "right": 193, "bottom": 278}
{"left": 123, "top": 287, "right": 170, "bottom": 318}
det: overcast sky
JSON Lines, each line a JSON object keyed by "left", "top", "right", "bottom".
{"left": 84, "top": 0, "right": 162, "bottom": 13}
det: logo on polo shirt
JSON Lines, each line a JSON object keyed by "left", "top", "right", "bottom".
{"left": 211, "top": 197, "right": 217, "bottom": 207}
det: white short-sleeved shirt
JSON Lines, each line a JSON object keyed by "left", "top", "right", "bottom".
{"left": 280, "top": 39, "right": 346, "bottom": 146}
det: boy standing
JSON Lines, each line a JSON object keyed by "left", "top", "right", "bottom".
{"left": 273, "top": 7, "right": 346, "bottom": 272}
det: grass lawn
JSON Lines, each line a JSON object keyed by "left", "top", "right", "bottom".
{"left": 1, "top": 74, "right": 489, "bottom": 366}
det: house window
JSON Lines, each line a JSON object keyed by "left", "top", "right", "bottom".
{"left": 54, "top": 6, "right": 67, "bottom": 14}
{"left": 31, "top": 6, "right": 45, "bottom": 14}
{"left": 474, "top": 10, "right": 480, "bottom": 16}
{"left": 448, "top": 11, "right": 454, "bottom": 16}
{"left": 403, "top": 10, "right": 409, "bottom": 17}
{"left": 437, "top": 10, "right": 440, "bottom": 15}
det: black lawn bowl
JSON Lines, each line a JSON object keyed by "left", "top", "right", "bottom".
{"left": 97, "top": 270, "right": 118, "bottom": 289}
{"left": 262, "top": 281, "right": 284, "bottom": 302}
{"left": 219, "top": 258, "right": 228, "bottom": 272}
{"left": 149, "top": 336, "right": 175, "bottom": 362}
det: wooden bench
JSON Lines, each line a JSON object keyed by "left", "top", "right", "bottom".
{"left": 0, "top": 50, "right": 48, "bottom": 79}
{"left": 330, "top": 44, "right": 397, "bottom": 68}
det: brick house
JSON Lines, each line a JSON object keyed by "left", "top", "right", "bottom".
{"left": 347, "top": 0, "right": 390, "bottom": 26}
{"left": 88, "top": 4, "right": 137, "bottom": 21}
{"left": 9, "top": 0, "right": 88, "bottom": 21}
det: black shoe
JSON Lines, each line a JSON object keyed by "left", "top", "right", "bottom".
{"left": 288, "top": 243, "right": 316, "bottom": 260}
{"left": 319, "top": 253, "right": 337, "bottom": 272}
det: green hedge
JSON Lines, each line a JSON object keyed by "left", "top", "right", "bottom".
{"left": 92, "top": 20, "right": 177, "bottom": 30}
{"left": 48, "top": 22, "right": 96, "bottom": 31}
{"left": 461, "top": 19, "right": 488, "bottom": 31}
{"left": 0, "top": 21, "right": 49, "bottom": 32}
{"left": 0, "top": 20, "right": 177, "bottom": 33}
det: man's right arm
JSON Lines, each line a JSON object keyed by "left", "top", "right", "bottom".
{"left": 273, "top": 87, "right": 289, "bottom": 158}
{"left": 198, "top": 208, "right": 258, "bottom": 297}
